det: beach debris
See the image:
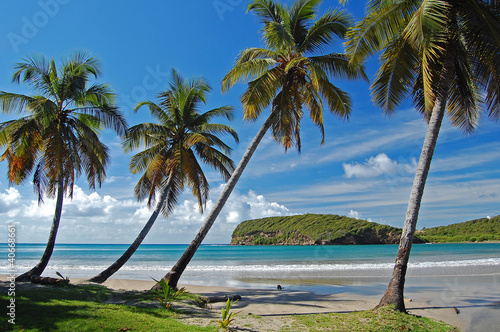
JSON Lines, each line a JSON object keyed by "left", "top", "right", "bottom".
{"left": 30, "top": 275, "right": 69, "bottom": 286}
{"left": 453, "top": 306, "right": 460, "bottom": 314}
{"left": 404, "top": 298, "right": 412, "bottom": 302}
{"left": 206, "top": 294, "right": 241, "bottom": 303}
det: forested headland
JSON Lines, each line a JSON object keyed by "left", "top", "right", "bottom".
{"left": 231, "top": 214, "right": 500, "bottom": 245}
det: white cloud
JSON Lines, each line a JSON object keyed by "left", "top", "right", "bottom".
{"left": 0, "top": 181, "right": 293, "bottom": 244}
{"left": 348, "top": 209, "right": 361, "bottom": 219}
{"left": 347, "top": 210, "right": 374, "bottom": 222}
{"left": 343, "top": 153, "right": 417, "bottom": 178}
{"left": 0, "top": 187, "right": 23, "bottom": 220}
{"left": 0, "top": 187, "right": 21, "bottom": 205}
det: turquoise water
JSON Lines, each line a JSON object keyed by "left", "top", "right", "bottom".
{"left": 2, "top": 243, "right": 499, "bottom": 289}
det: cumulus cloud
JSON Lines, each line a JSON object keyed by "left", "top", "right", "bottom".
{"left": 0, "top": 187, "right": 23, "bottom": 221}
{"left": 347, "top": 209, "right": 373, "bottom": 222}
{"left": 348, "top": 209, "right": 361, "bottom": 219}
{"left": 343, "top": 153, "right": 417, "bottom": 179}
{"left": 161, "top": 187, "right": 293, "bottom": 229}
{"left": 0, "top": 183, "right": 293, "bottom": 244}
{"left": 0, "top": 187, "right": 21, "bottom": 205}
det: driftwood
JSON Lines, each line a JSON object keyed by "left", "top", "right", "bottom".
{"left": 205, "top": 294, "right": 241, "bottom": 303}
{"left": 30, "top": 275, "right": 69, "bottom": 286}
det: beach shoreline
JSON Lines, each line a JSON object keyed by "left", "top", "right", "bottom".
{"left": 4, "top": 272, "right": 495, "bottom": 331}
{"left": 2, "top": 242, "right": 499, "bottom": 331}
{"left": 103, "top": 275, "right": 497, "bottom": 332}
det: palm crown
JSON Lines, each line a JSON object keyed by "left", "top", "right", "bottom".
{"left": 124, "top": 69, "right": 239, "bottom": 216}
{"left": 345, "top": 0, "right": 500, "bottom": 131}
{"left": 0, "top": 52, "right": 127, "bottom": 201}
{"left": 223, "top": 0, "right": 367, "bottom": 152}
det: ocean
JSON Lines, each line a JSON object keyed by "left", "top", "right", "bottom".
{"left": 2, "top": 243, "right": 500, "bottom": 292}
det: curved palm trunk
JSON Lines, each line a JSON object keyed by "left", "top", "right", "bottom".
{"left": 153, "top": 116, "right": 273, "bottom": 290}
{"left": 88, "top": 177, "right": 173, "bottom": 283}
{"left": 16, "top": 177, "right": 64, "bottom": 282}
{"left": 376, "top": 48, "right": 456, "bottom": 312}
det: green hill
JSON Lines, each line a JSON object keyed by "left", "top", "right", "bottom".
{"left": 231, "top": 214, "right": 500, "bottom": 245}
{"left": 230, "top": 214, "right": 418, "bottom": 245}
{"left": 417, "top": 215, "right": 500, "bottom": 242}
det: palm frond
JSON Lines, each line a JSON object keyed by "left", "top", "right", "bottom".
{"left": 298, "top": 8, "right": 352, "bottom": 53}
{"left": 222, "top": 55, "right": 278, "bottom": 93}
{"left": 446, "top": 41, "right": 480, "bottom": 134}
{"left": 309, "top": 53, "right": 369, "bottom": 82}
{"left": 0, "top": 92, "right": 36, "bottom": 114}
{"left": 287, "top": 0, "right": 321, "bottom": 45}
{"left": 241, "top": 67, "right": 284, "bottom": 121}
{"left": 318, "top": 78, "right": 351, "bottom": 119}
{"left": 247, "top": 0, "right": 284, "bottom": 23}
{"left": 123, "top": 123, "right": 172, "bottom": 152}
{"left": 371, "top": 37, "right": 419, "bottom": 114}
{"left": 194, "top": 144, "right": 235, "bottom": 181}
{"left": 345, "top": 0, "right": 418, "bottom": 65}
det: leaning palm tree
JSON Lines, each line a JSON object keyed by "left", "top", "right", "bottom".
{"left": 345, "top": 0, "right": 500, "bottom": 312}
{"left": 156, "top": 0, "right": 367, "bottom": 290}
{"left": 88, "top": 69, "right": 238, "bottom": 283}
{"left": 0, "top": 52, "right": 127, "bottom": 282}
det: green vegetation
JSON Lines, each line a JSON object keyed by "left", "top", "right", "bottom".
{"left": 232, "top": 213, "right": 500, "bottom": 245}
{"left": 0, "top": 284, "right": 216, "bottom": 332}
{"left": 231, "top": 214, "right": 412, "bottom": 245}
{"left": 288, "top": 305, "right": 459, "bottom": 332}
{"left": 418, "top": 215, "right": 500, "bottom": 243}
{"left": 0, "top": 285, "right": 459, "bottom": 332}
{"left": 152, "top": 277, "right": 188, "bottom": 310}
{"left": 217, "top": 298, "right": 239, "bottom": 330}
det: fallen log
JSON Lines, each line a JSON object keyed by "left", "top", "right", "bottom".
{"left": 30, "top": 275, "right": 69, "bottom": 286}
{"left": 206, "top": 294, "right": 241, "bottom": 303}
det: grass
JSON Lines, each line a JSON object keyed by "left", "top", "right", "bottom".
{"left": 0, "top": 283, "right": 460, "bottom": 332}
{"left": 0, "top": 283, "right": 217, "bottom": 332}
{"left": 288, "top": 305, "right": 460, "bottom": 332}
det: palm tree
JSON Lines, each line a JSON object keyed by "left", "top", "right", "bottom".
{"left": 0, "top": 52, "right": 127, "bottom": 282}
{"left": 345, "top": 0, "right": 500, "bottom": 312}
{"left": 156, "top": 0, "right": 367, "bottom": 290}
{"left": 88, "top": 69, "right": 238, "bottom": 283}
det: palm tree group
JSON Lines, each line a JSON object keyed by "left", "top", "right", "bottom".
{"left": 1, "top": 0, "right": 498, "bottom": 317}
{"left": 155, "top": 0, "right": 367, "bottom": 290}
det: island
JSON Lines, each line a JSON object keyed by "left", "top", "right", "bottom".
{"left": 230, "top": 213, "right": 500, "bottom": 245}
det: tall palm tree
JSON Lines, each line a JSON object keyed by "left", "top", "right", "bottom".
{"left": 0, "top": 52, "right": 127, "bottom": 282}
{"left": 88, "top": 69, "right": 238, "bottom": 283}
{"left": 156, "top": 0, "right": 367, "bottom": 290}
{"left": 345, "top": 0, "right": 500, "bottom": 312}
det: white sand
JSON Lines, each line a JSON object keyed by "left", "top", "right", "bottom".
{"left": 4, "top": 274, "right": 499, "bottom": 331}
{"left": 98, "top": 275, "right": 500, "bottom": 331}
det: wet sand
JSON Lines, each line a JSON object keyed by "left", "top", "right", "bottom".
{"left": 3, "top": 273, "right": 499, "bottom": 331}
{"left": 98, "top": 273, "right": 499, "bottom": 331}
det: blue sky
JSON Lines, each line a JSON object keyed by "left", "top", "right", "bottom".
{"left": 0, "top": 0, "right": 498, "bottom": 244}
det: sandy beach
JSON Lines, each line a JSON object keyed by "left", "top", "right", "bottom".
{"left": 82, "top": 273, "right": 499, "bottom": 331}
{"left": 3, "top": 267, "right": 499, "bottom": 331}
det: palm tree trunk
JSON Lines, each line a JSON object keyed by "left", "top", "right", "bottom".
{"left": 153, "top": 116, "right": 273, "bottom": 290}
{"left": 16, "top": 176, "right": 64, "bottom": 282}
{"left": 88, "top": 176, "right": 174, "bottom": 283}
{"left": 376, "top": 48, "right": 457, "bottom": 312}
